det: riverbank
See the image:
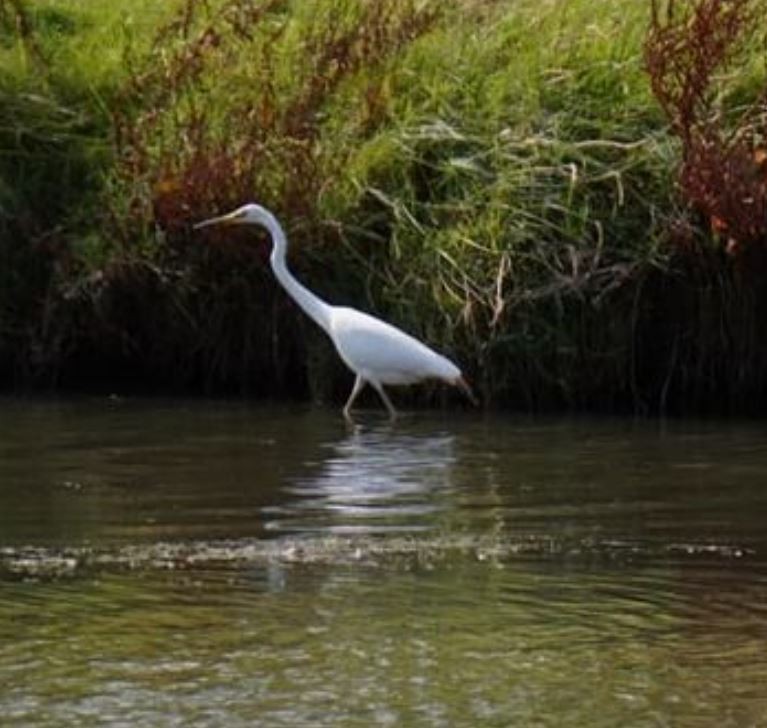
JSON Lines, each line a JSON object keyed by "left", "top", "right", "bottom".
{"left": 2, "top": 0, "right": 766, "bottom": 412}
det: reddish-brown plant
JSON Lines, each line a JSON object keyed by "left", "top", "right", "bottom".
{"left": 645, "top": 0, "right": 767, "bottom": 254}
{"left": 111, "top": 0, "right": 442, "bottom": 243}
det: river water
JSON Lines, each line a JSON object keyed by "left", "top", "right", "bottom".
{"left": 1, "top": 397, "right": 766, "bottom": 726}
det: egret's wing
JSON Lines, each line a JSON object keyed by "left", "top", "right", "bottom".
{"left": 330, "top": 308, "right": 459, "bottom": 383}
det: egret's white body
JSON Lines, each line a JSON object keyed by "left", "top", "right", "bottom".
{"left": 331, "top": 308, "right": 460, "bottom": 385}
{"left": 195, "top": 204, "right": 475, "bottom": 418}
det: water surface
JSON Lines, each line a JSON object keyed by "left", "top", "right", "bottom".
{"left": 2, "top": 398, "right": 767, "bottom": 726}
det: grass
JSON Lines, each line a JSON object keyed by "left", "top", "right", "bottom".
{"left": 1, "top": 0, "right": 766, "bottom": 411}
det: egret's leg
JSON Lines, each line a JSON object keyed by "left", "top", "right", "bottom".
{"left": 371, "top": 382, "right": 398, "bottom": 420}
{"left": 343, "top": 375, "right": 366, "bottom": 420}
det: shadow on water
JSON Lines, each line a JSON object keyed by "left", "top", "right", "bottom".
{"left": 2, "top": 398, "right": 767, "bottom": 725}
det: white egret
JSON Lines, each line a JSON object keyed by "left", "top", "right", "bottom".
{"left": 194, "top": 203, "right": 476, "bottom": 419}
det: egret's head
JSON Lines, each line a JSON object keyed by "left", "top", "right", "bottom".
{"left": 194, "top": 203, "right": 272, "bottom": 230}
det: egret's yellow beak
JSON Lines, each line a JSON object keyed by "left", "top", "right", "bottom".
{"left": 193, "top": 210, "right": 242, "bottom": 230}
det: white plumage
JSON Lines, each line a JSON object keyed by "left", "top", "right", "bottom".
{"left": 331, "top": 308, "right": 460, "bottom": 385}
{"left": 195, "top": 203, "right": 475, "bottom": 418}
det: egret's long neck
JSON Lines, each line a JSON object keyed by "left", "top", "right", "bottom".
{"left": 262, "top": 214, "right": 333, "bottom": 334}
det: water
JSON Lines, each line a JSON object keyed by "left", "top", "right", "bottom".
{"left": 2, "top": 397, "right": 767, "bottom": 726}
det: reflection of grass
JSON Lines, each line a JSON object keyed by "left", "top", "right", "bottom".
{"left": 1, "top": 0, "right": 766, "bottom": 411}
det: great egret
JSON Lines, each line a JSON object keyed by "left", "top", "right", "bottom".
{"left": 194, "top": 204, "right": 476, "bottom": 419}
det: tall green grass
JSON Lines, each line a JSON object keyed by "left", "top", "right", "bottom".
{"left": 324, "top": 0, "right": 677, "bottom": 408}
{"left": 0, "top": 0, "right": 173, "bottom": 381}
{"left": 1, "top": 0, "right": 765, "bottom": 410}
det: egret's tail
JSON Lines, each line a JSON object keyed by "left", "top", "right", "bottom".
{"left": 454, "top": 376, "right": 479, "bottom": 406}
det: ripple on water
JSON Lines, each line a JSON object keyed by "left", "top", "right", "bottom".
{"left": 2, "top": 536, "right": 767, "bottom": 728}
{"left": 3, "top": 403, "right": 767, "bottom": 726}
{"left": 0, "top": 533, "right": 760, "bottom": 581}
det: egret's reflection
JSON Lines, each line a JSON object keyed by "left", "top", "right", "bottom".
{"left": 264, "top": 423, "right": 456, "bottom": 535}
